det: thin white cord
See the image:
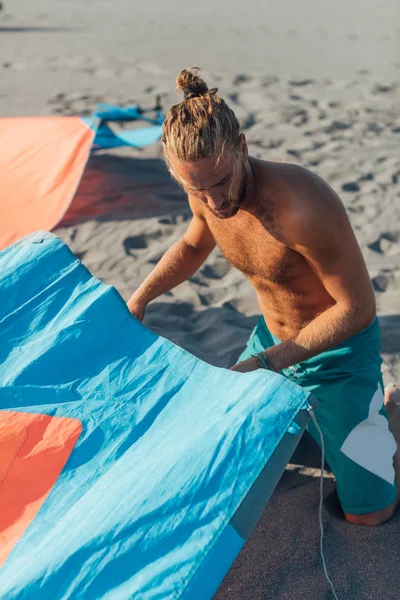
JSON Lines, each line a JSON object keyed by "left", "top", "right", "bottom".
{"left": 308, "top": 406, "right": 340, "bottom": 600}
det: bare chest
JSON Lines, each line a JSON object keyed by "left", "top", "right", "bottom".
{"left": 206, "top": 212, "right": 304, "bottom": 286}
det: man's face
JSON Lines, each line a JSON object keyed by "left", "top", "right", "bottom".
{"left": 168, "top": 139, "right": 249, "bottom": 219}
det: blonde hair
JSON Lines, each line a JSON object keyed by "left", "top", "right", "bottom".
{"left": 162, "top": 67, "right": 241, "bottom": 165}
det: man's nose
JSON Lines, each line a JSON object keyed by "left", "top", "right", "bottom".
{"left": 205, "top": 191, "right": 224, "bottom": 210}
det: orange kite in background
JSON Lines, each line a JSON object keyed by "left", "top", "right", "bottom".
{"left": 0, "top": 117, "right": 95, "bottom": 250}
{"left": 0, "top": 105, "right": 164, "bottom": 250}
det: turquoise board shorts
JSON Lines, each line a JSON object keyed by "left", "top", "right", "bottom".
{"left": 238, "top": 317, "right": 398, "bottom": 515}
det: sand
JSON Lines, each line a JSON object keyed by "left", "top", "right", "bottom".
{"left": 2, "top": 1, "right": 400, "bottom": 598}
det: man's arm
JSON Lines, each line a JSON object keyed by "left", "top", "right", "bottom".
{"left": 265, "top": 171, "right": 376, "bottom": 372}
{"left": 127, "top": 196, "right": 216, "bottom": 318}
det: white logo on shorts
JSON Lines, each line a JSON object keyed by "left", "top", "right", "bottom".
{"left": 340, "top": 387, "right": 397, "bottom": 485}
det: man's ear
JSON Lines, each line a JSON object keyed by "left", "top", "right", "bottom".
{"left": 239, "top": 133, "right": 248, "bottom": 160}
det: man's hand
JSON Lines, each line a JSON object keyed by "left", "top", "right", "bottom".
{"left": 127, "top": 294, "right": 146, "bottom": 322}
{"left": 229, "top": 357, "right": 260, "bottom": 373}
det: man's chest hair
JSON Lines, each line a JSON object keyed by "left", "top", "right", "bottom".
{"left": 206, "top": 209, "right": 304, "bottom": 285}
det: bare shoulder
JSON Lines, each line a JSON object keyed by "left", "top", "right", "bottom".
{"left": 260, "top": 161, "right": 351, "bottom": 247}
{"left": 267, "top": 162, "right": 346, "bottom": 216}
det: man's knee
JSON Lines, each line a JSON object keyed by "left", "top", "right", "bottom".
{"left": 344, "top": 501, "right": 397, "bottom": 526}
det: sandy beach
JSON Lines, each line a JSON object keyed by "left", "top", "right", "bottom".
{"left": 2, "top": 1, "right": 400, "bottom": 598}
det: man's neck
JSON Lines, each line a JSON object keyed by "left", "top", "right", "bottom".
{"left": 241, "top": 157, "right": 259, "bottom": 215}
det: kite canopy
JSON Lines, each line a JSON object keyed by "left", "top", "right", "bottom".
{"left": 0, "top": 104, "right": 164, "bottom": 250}
{"left": 0, "top": 232, "right": 314, "bottom": 599}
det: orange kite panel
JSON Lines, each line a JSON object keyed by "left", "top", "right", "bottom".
{"left": 0, "top": 117, "right": 95, "bottom": 250}
{"left": 0, "top": 410, "right": 82, "bottom": 566}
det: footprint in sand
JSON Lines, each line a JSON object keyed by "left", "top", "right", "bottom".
{"left": 201, "top": 263, "right": 231, "bottom": 280}
{"left": 233, "top": 74, "right": 253, "bottom": 85}
{"left": 373, "top": 84, "right": 396, "bottom": 94}
{"left": 359, "top": 172, "right": 374, "bottom": 181}
{"left": 123, "top": 235, "right": 148, "bottom": 255}
{"left": 372, "top": 272, "right": 393, "bottom": 293}
{"left": 260, "top": 75, "right": 279, "bottom": 87}
{"left": 288, "top": 79, "right": 314, "bottom": 87}
{"left": 197, "top": 287, "right": 232, "bottom": 307}
{"left": 325, "top": 120, "right": 352, "bottom": 134}
{"left": 240, "top": 113, "right": 256, "bottom": 130}
{"left": 124, "top": 227, "right": 169, "bottom": 257}
{"left": 158, "top": 216, "right": 178, "bottom": 226}
{"left": 368, "top": 232, "right": 400, "bottom": 256}
{"left": 342, "top": 182, "right": 360, "bottom": 192}
{"left": 282, "top": 107, "right": 309, "bottom": 127}
{"left": 158, "top": 215, "right": 190, "bottom": 226}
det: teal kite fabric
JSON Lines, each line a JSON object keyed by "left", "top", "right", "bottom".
{"left": 0, "top": 232, "right": 313, "bottom": 599}
{"left": 83, "top": 102, "right": 164, "bottom": 150}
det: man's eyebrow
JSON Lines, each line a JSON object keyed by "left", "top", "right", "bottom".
{"left": 187, "top": 172, "right": 231, "bottom": 192}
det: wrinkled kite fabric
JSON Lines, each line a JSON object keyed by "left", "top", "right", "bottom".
{"left": 0, "top": 232, "right": 313, "bottom": 599}
{"left": 0, "top": 105, "right": 163, "bottom": 250}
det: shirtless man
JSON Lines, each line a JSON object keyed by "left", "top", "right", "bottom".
{"left": 128, "top": 68, "right": 399, "bottom": 526}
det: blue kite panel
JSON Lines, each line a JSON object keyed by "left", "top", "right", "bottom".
{"left": 90, "top": 122, "right": 163, "bottom": 150}
{"left": 0, "top": 232, "right": 311, "bottom": 599}
{"left": 94, "top": 104, "right": 164, "bottom": 125}
{"left": 80, "top": 103, "right": 164, "bottom": 150}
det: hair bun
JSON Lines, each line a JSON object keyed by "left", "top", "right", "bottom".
{"left": 183, "top": 87, "right": 203, "bottom": 100}
{"left": 176, "top": 67, "right": 217, "bottom": 101}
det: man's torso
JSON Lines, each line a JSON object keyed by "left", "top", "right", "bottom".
{"left": 203, "top": 160, "right": 342, "bottom": 340}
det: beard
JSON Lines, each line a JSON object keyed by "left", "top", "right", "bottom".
{"left": 208, "top": 164, "right": 249, "bottom": 220}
